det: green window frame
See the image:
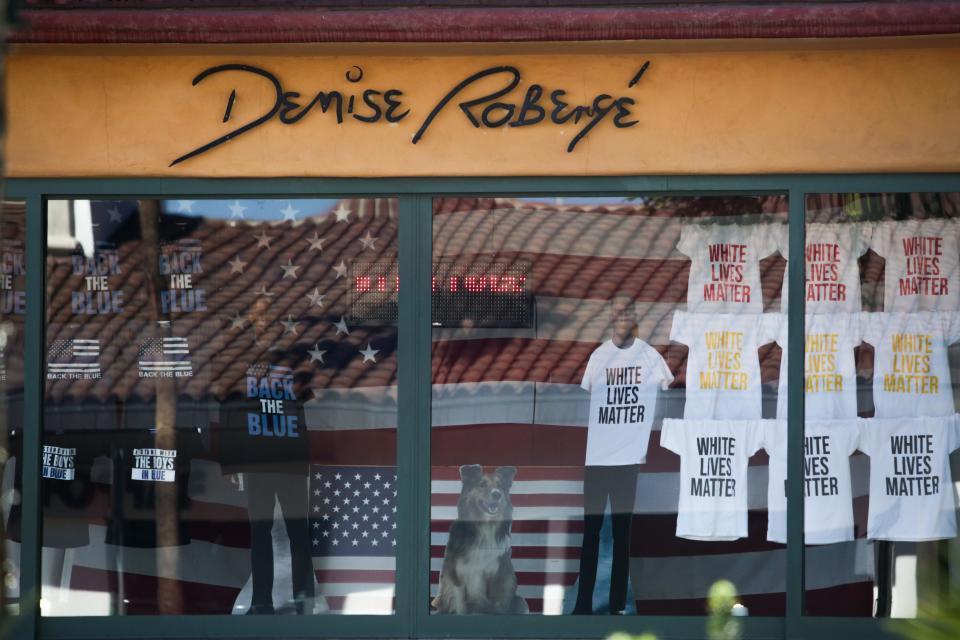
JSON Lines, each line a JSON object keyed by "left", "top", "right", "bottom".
{"left": 10, "top": 174, "right": 959, "bottom": 640}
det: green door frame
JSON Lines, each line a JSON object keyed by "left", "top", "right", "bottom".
{"left": 8, "top": 174, "right": 960, "bottom": 640}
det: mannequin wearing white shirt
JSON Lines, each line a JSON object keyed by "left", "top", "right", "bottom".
{"left": 573, "top": 296, "right": 673, "bottom": 615}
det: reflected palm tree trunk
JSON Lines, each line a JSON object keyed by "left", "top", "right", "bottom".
{"left": 137, "top": 199, "right": 182, "bottom": 614}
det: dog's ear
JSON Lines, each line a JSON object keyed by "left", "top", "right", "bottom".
{"left": 459, "top": 464, "right": 483, "bottom": 487}
{"left": 495, "top": 466, "right": 517, "bottom": 490}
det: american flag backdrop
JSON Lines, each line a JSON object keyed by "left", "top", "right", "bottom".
{"left": 32, "top": 195, "right": 900, "bottom": 617}
{"left": 310, "top": 466, "right": 397, "bottom": 613}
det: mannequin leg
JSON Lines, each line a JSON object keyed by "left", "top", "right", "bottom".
{"left": 246, "top": 472, "right": 277, "bottom": 613}
{"left": 573, "top": 466, "right": 610, "bottom": 614}
{"left": 275, "top": 473, "right": 315, "bottom": 613}
{"left": 607, "top": 465, "right": 639, "bottom": 613}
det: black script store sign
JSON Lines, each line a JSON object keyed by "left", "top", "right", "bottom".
{"left": 171, "top": 62, "right": 652, "bottom": 166}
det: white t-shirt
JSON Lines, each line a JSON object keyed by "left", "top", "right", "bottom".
{"left": 858, "top": 414, "right": 960, "bottom": 541}
{"left": 765, "top": 419, "right": 860, "bottom": 544}
{"left": 676, "top": 222, "right": 782, "bottom": 313}
{"left": 660, "top": 418, "right": 765, "bottom": 541}
{"left": 670, "top": 311, "right": 779, "bottom": 419}
{"left": 581, "top": 339, "right": 674, "bottom": 466}
{"left": 863, "top": 312, "right": 960, "bottom": 418}
{"left": 870, "top": 219, "right": 960, "bottom": 312}
{"left": 775, "top": 313, "right": 863, "bottom": 420}
{"left": 778, "top": 223, "right": 872, "bottom": 313}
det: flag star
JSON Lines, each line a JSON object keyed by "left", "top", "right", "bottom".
{"left": 382, "top": 514, "right": 389, "bottom": 522}
{"left": 312, "top": 505, "right": 320, "bottom": 513}
{"left": 313, "top": 522, "right": 320, "bottom": 529}
{"left": 313, "top": 489, "right": 321, "bottom": 496}
{"left": 383, "top": 498, "right": 389, "bottom": 505}
{"left": 371, "top": 539, "right": 378, "bottom": 546}
{"left": 312, "top": 539, "right": 319, "bottom": 546}
{"left": 343, "top": 497, "right": 351, "bottom": 505}
{"left": 333, "top": 489, "right": 341, "bottom": 497}
{"left": 228, "top": 254, "right": 247, "bottom": 274}
{"left": 351, "top": 539, "right": 359, "bottom": 547}
{"left": 364, "top": 482, "right": 371, "bottom": 489}
{"left": 372, "top": 522, "right": 379, "bottom": 529}
{"left": 352, "top": 523, "right": 359, "bottom": 530}
{"left": 381, "top": 531, "right": 388, "bottom": 538}
{"left": 322, "top": 531, "right": 330, "bottom": 538}
{"left": 335, "top": 473, "right": 342, "bottom": 480}
{"left": 308, "top": 344, "right": 326, "bottom": 364}
{"left": 229, "top": 312, "right": 246, "bottom": 330}
{"left": 373, "top": 490, "right": 380, "bottom": 497}
{"left": 361, "top": 531, "right": 369, "bottom": 538}
{"left": 306, "top": 232, "right": 326, "bottom": 252}
{"left": 342, "top": 514, "right": 350, "bottom": 521}
{"left": 332, "top": 506, "right": 339, "bottom": 513}
{"left": 344, "top": 481, "right": 352, "bottom": 489}
{"left": 332, "top": 539, "right": 339, "bottom": 546}
{"left": 323, "top": 498, "right": 331, "bottom": 505}
{"left": 352, "top": 506, "right": 359, "bottom": 513}
{"left": 359, "top": 231, "right": 378, "bottom": 251}
{"left": 322, "top": 514, "right": 330, "bottom": 521}
{"left": 306, "top": 288, "right": 326, "bottom": 308}
{"left": 374, "top": 473, "right": 381, "bottom": 480}
{"left": 280, "top": 259, "right": 301, "bottom": 279}
{"left": 384, "top": 481, "right": 391, "bottom": 489}
{"left": 324, "top": 481, "right": 332, "bottom": 488}
{"left": 332, "top": 522, "right": 339, "bottom": 529}
{"left": 281, "top": 315, "right": 300, "bottom": 336}
{"left": 280, "top": 203, "right": 300, "bottom": 223}
{"left": 107, "top": 206, "right": 123, "bottom": 223}
{"left": 315, "top": 472, "right": 323, "bottom": 480}
{"left": 391, "top": 521, "right": 396, "bottom": 528}
{"left": 372, "top": 507, "right": 379, "bottom": 513}
{"left": 392, "top": 540, "right": 397, "bottom": 546}
{"left": 176, "top": 200, "right": 196, "bottom": 213}
{"left": 333, "top": 260, "right": 348, "bottom": 280}
{"left": 362, "top": 514, "right": 370, "bottom": 522}
{"left": 342, "top": 531, "right": 349, "bottom": 539}
{"left": 353, "top": 490, "right": 360, "bottom": 497}
{"left": 360, "top": 343, "right": 379, "bottom": 363}
{"left": 253, "top": 228, "right": 272, "bottom": 248}
{"left": 363, "top": 498, "right": 370, "bottom": 505}
{"left": 334, "top": 203, "right": 351, "bottom": 223}
{"left": 334, "top": 316, "right": 350, "bottom": 336}
{"left": 229, "top": 200, "right": 247, "bottom": 219}
{"left": 354, "top": 473, "right": 361, "bottom": 480}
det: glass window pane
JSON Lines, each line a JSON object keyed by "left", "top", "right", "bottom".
{"left": 42, "top": 198, "right": 398, "bottom": 616}
{"left": 802, "top": 192, "right": 960, "bottom": 618}
{"left": 430, "top": 195, "right": 787, "bottom": 617}
{"left": 2, "top": 200, "right": 26, "bottom": 615}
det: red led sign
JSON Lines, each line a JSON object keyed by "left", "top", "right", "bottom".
{"left": 349, "top": 261, "right": 531, "bottom": 327}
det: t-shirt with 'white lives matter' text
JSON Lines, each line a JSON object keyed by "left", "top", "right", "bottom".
{"left": 863, "top": 312, "right": 960, "bottom": 418}
{"left": 765, "top": 419, "right": 860, "bottom": 544}
{"left": 870, "top": 219, "right": 960, "bottom": 312}
{"left": 858, "top": 414, "right": 960, "bottom": 541}
{"left": 660, "top": 418, "right": 765, "bottom": 541}
{"left": 775, "top": 313, "right": 863, "bottom": 420}
{"left": 670, "top": 311, "right": 779, "bottom": 420}
{"left": 581, "top": 339, "right": 674, "bottom": 466}
{"left": 676, "top": 221, "right": 782, "bottom": 313}
{"left": 778, "top": 223, "right": 872, "bottom": 313}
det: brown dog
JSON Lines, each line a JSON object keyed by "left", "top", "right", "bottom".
{"left": 432, "top": 465, "right": 529, "bottom": 615}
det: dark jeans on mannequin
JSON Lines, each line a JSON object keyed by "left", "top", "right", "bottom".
{"left": 573, "top": 464, "right": 639, "bottom": 615}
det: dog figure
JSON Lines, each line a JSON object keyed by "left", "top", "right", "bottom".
{"left": 432, "top": 464, "right": 529, "bottom": 615}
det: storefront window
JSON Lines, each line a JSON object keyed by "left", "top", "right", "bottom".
{"left": 802, "top": 193, "right": 960, "bottom": 618}
{"left": 429, "top": 195, "right": 788, "bottom": 616}
{"left": 1, "top": 200, "right": 26, "bottom": 615}
{"left": 41, "top": 198, "right": 398, "bottom": 616}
